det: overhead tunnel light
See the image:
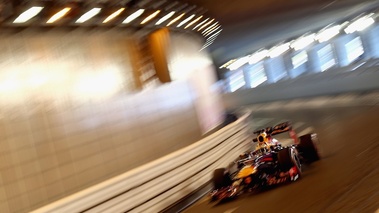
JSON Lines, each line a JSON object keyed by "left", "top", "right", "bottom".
{"left": 227, "top": 56, "right": 250, "bottom": 70}
{"left": 167, "top": 13, "right": 185, "bottom": 26}
{"left": 269, "top": 43, "right": 290, "bottom": 58}
{"left": 141, "top": 10, "right": 160, "bottom": 24}
{"left": 290, "top": 34, "right": 315, "bottom": 51}
{"left": 193, "top": 18, "right": 209, "bottom": 30}
{"left": 249, "top": 49, "right": 268, "bottom": 64}
{"left": 123, "top": 9, "right": 145, "bottom": 24}
{"left": 76, "top": 8, "right": 101, "bottom": 23}
{"left": 204, "top": 25, "right": 221, "bottom": 37}
{"left": 185, "top": 15, "right": 202, "bottom": 29}
{"left": 207, "top": 29, "right": 222, "bottom": 40}
{"left": 200, "top": 29, "right": 222, "bottom": 51}
{"left": 344, "top": 14, "right": 375, "bottom": 34}
{"left": 14, "top": 6, "right": 44, "bottom": 23}
{"left": 220, "top": 59, "right": 237, "bottom": 69}
{"left": 198, "top": 19, "right": 214, "bottom": 31}
{"left": 47, "top": 7, "right": 71, "bottom": 23}
{"left": 205, "top": 32, "right": 219, "bottom": 44}
{"left": 156, "top": 11, "right": 175, "bottom": 25}
{"left": 315, "top": 25, "right": 341, "bottom": 42}
{"left": 202, "top": 22, "right": 218, "bottom": 34}
{"left": 177, "top": 14, "right": 195, "bottom": 27}
{"left": 201, "top": 37, "right": 219, "bottom": 51}
{"left": 103, "top": 8, "right": 125, "bottom": 23}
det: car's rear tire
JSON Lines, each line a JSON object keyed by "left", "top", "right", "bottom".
{"left": 298, "top": 133, "right": 320, "bottom": 163}
{"left": 213, "top": 168, "right": 232, "bottom": 189}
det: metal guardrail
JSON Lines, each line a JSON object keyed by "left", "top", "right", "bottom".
{"left": 31, "top": 112, "right": 252, "bottom": 213}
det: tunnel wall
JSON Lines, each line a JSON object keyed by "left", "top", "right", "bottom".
{"left": 0, "top": 29, "right": 219, "bottom": 212}
{"left": 168, "top": 33, "right": 225, "bottom": 133}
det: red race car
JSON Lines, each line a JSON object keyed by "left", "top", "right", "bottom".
{"left": 210, "top": 122, "right": 320, "bottom": 201}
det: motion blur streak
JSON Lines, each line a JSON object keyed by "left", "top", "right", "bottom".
{"left": 141, "top": 10, "right": 160, "bottom": 24}
{"left": 103, "top": 8, "right": 125, "bottom": 23}
{"left": 14, "top": 6, "right": 43, "bottom": 23}
{"left": 75, "top": 8, "right": 101, "bottom": 23}
{"left": 156, "top": 11, "right": 175, "bottom": 25}
{"left": 47, "top": 7, "right": 71, "bottom": 23}
{"left": 123, "top": 9, "right": 144, "bottom": 24}
{"left": 193, "top": 18, "right": 209, "bottom": 30}
{"left": 167, "top": 13, "right": 185, "bottom": 26}
{"left": 185, "top": 15, "right": 203, "bottom": 29}
{"left": 0, "top": 64, "right": 123, "bottom": 104}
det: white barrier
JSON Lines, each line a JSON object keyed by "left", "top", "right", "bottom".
{"left": 31, "top": 112, "right": 252, "bottom": 213}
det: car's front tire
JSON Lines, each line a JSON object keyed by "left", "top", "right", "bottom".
{"left": 213, "top": 168, "right": 232, "bottom": 190}
{"left": 277, "top": 147, "right": 302, "bottom": 178}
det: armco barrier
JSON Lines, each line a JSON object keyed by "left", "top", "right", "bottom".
{"left": 31, "top": 112, "right": 252, "bottom": 213}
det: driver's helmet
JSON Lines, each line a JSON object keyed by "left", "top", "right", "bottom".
{"left": 256, "top": 132, "right": 271, "bottom": 150}
{"left": 257, "top": 132, "right": 268, "bottom": 144}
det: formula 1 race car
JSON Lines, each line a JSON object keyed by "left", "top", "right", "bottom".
{"left": 210, "top": 121, "right": 320, "bottom": 202}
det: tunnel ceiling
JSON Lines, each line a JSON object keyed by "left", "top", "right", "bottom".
{"left": 0, "top": 0, "right": 222, "bottom": 49}
{"left": 1, "top": 0, "right": 377, "bottom": 68}
{"left": 181, "top": 0, "right": 332, "bottom": 64}
{"left": 182, "top": 0, "right": 378, "bottom": 67}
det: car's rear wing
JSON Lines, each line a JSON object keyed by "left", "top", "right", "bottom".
{"left": 253, "top": 121, "right": 292, "bottom": 136}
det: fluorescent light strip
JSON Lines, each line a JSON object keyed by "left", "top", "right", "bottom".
{"left": 47, "top": 7, "right": 71, "bottom": 23}
{"left": 205, "top": 26, "right": 221, "bottom": 37}
{"left": 201, "top": 31, "right": 221, "bottom": 50}
{"left": 204, "top": 26, "right": 219, "bottom": 37}
{"left": 220, "top": 59, "right": 237, "bottom": 69}
{"left": 202, "top": 22, "right": 218, "bottom": 34}
{"left": 123, "top": 9, "right": 145, "bottom": 24}
{"left": 204, "top": 38, "right": 217, "bottom": 47}
{"left": 141, "top": 10, "right": 160, "bottom": 24}
{"left": 205, "top": 34, "right": 218, "bottom": 43}
{"left": 203, "top": 40, "right": 214, "bottom": 47}
{"left": 249, "top": 49, "right": 268, "bottom": 64}
{"left": 177, "top": 14, "right": 194, "bottom": 27}
{"left": 198, "top": 19, "right": 214, "bottom": 31}
{"left": 201, "top": 38, "right": 218, "bottom": 50}
{"left": 201, "top": 43, "right": 213, "bottom": 50}
{"left": 14, "top": 6, "right": 44, "bottom": 23}
{"left": 193, "top": 18, "right": 209, "bottom": 30}
{"left": 227, "top": 56, "right": 250, "bottom": 70}
{"left": 207, "top": 29, "right": 222, "bottom": 40}
{"left": 200, "top": 46, "right": 207, "bottom": 51}
{"left": 290, "top": 34, "right": 315, "bottom": 51}
{"left": 206, "top": 36, "right": 217, "bottom": 43}
{"left": 344, "top": 15, "right": 375, "bottom": 34}
{"left": 205, "top": 34, "right": 219, "bottom": 45}
{"left": 185, "top": 15, "right": 202, "bottom": 29}
{"left": 201, "top": 39, "right": 216, "bottom": 50}
{"left": 269, "top": 43, "right": 290, "bottom": 58}
{"left": 76, "top": 8, "right": 101, "bottom": 23}
{"left": 167, "top": 13, "right": 185, "bottom": 26}
{"left": 103, "top": 8, "right": 125, "bottom": 23}
{"left": 156, "top": 11, "right": 175, "bottom": 25}
{"left": 316, "top": 25, "right": 341, "bottom": 42}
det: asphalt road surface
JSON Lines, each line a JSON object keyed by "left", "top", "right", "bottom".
{"left": 184, "top": 100, "right": 379, "bottom": 213}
